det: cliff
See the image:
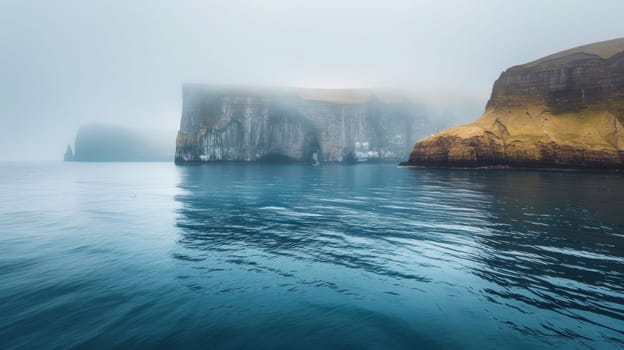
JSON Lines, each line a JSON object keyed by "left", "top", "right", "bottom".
{"left": 73, "top": 124, "right": 175, "bottom": 162}
{"left": 175, "top": 85, "right": 431, "bottom": 163}
{"left": 404, "top": 38, "right": 624, "bottom": 169}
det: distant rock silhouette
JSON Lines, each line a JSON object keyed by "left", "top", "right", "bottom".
{"left": 72, "top": 124, "right": 175, "bottom": 162}
{"left": 64, "top": 144, "right": 74, "bottom": 162}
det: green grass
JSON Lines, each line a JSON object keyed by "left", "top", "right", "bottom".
{"left": 428, "top": 105, "right": 624, "bottom": 152}
{"left": 522, "top": 37, "right": 624, "bottom": 68}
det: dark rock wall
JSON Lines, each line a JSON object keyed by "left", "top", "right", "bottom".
{"left": 488, "top": 52, "right": 624, "bottom": 116}
{"left": 175, "top": 85, "right": 430, "bottom": 163}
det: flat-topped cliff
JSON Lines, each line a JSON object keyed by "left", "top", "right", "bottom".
{"left": 175, "top": 85, "right": 432, "bottom": 163}
{"left": 404, "top": 38, "right": 624, "bottom": 169}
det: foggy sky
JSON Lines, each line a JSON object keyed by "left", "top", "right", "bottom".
{"left": 1, "top": 0, "right": 623, "bottom": 161}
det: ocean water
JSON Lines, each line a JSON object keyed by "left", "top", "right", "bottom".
{"left": 0, "top": 162, "right": 623, "bottom": 349}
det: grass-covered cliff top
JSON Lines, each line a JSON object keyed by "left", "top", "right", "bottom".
{"left": 521, "top": 37, "right": 624, "bottom": 68}
{"left": 182, "top": 84, "right": 410, "bottom": 104}
{"left": 295, "top": 88, "right": 408, "bottom": 104}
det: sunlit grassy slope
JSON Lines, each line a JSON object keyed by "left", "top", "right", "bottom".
{"left": 427, "top": 105, "right": 624, "bottom": 152}
{"left": 522, "top": 37, "right": 624, "bottom": 68}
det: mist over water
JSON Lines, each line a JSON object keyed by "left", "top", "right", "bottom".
{"left": 1, "top": 163, "right": 622, "bottom": 349}
{"left": 2, "top": 1, "right": 624, "bottom": 161}
{"left": 2, "top": 1, "right": 624, "bottom": 349}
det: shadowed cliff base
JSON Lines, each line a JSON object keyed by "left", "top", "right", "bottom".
{"left": 398, "top": 161, "right": 624, "bottom": 172}
{"left": 404, "top": 38, "right": 624, "bottom": 170}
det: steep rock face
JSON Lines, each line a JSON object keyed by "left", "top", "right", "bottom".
{"left": 405, "top": 38, "right": 624, "bottom": 169}
{"left": 175, "top": 85, "right": 430, "bottom": 163}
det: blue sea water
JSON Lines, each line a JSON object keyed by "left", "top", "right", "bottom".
{"left": 0, "top": 162, "right": 623, "bottom": 349}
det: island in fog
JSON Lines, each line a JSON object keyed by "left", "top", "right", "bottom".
{"left": 65, "top": 124, "right": 176, "bottom": 162}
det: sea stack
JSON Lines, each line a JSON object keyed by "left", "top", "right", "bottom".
{"left": 403, "top": 38, "right": 624, "bottom": 169}
{"left": 64, "top": 144, "right": 74, "bottom": 161}
{"left": 174, "top": 85, "right": 432, "bottom": 163}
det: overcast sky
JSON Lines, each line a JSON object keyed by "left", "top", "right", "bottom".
{"left": 1, "top": 0, "right": 623, "bottom": 161}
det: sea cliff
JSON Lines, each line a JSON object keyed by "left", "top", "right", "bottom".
{"left": 175, "top": 86, "right": 431, "bottom": 163}
{"left": 403, "top": 38, "right": 624, "bottom": 169}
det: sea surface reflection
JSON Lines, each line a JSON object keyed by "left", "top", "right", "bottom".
{"left": 0, "top": 163, "right": 622, "bottom": 349}
{"left": 173, "top": 164, "right": 624, "bottom": 349}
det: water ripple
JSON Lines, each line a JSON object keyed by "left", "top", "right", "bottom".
{"left": 0, "top": 163, "right": 622, "bottom": 349}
